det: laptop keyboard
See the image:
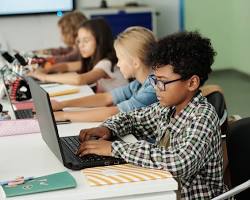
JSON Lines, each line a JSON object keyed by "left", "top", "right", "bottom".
{"left": 15, "top": 109, "right": 33, "bottom": 119}
{"left": 60, "top": 136, "right": 108, "bottom": 163}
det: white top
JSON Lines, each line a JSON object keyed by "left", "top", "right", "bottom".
{"left": 94, "top": 59, "right": 128, "bottom": 92}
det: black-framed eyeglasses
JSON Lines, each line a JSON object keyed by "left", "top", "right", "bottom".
{"left": 149, "top": 74, "right": 183, "bottom": 91}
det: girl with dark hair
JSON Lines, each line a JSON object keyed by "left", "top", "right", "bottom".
{"left": 51, "top": 27, "right": 158, "bottom": 122}
{"left": 29, "top": 18, "right": 128, "bottom": 92}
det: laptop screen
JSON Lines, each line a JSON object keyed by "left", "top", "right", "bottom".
{"left": 0, "top": 75, "right": 17, "bottom": 119}
{"left": 26, "top": 77, "right": 64, "bottom": 163}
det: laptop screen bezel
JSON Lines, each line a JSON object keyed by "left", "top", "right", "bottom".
{"left": 26, "top": 77, "right": 66, "bottom": 164}
{"left": 0, "top": 75, "right": 17, "bottom": 119}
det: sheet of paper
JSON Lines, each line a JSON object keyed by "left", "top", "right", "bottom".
{"left": 41, "top": 84, "right": 80, "bottom": 97}
{"left": 82, "top": 164, "right": 172, "bottom": 186}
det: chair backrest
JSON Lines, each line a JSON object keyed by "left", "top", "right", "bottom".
{"left": 227, "top": 117, "right": 250, "bottom": 199}
{"left": 206, "top": 91, "right": 229, "bottom": 136}
{"left": 205, "top": 91, "right": 230, "bottom": 179}
{"left": 201, "top": 85, "right": 228, "bottom": 131}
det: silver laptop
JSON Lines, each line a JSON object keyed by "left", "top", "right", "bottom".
{"left": 0, "top": 76, "right": 33, "bottom": 119}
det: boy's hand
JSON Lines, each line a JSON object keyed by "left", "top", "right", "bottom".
{"left": 79, "top": 127, "right": 111, "bottom": 142}
{"left": 76, "top": 140, "right": 112, "bottom": 157}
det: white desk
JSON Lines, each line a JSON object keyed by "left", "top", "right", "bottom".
{"left": 0, "top": 84, "right": 178, "bottom": 199}
{"left": 0, "top": 122, "right": 177, "bottom": 200}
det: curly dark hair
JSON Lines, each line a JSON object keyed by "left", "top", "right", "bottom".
{"left": 147, "top": 31, "right": 216, "bottom": 86}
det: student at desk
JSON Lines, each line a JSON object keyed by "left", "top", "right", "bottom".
{"left": 29, "top": 18, "right": 128, "bottom": 91}
{"left": 76, "top": 32, "right": 228, "bottom": 199}
{"left": 35, "top": 11, "right": 87, "bottom": 69}
{"left": 51, "top": 27, "right": 158, "bottom": 122}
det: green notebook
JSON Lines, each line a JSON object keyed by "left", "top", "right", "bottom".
{"left": 2, "top": 171, "right": 77, "bottom": 198}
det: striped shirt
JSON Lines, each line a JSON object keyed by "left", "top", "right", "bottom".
{"left": 102, "top": 91, "right": 227, "bottom": 199}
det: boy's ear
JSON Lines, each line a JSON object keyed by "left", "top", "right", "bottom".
{"left": 187, "top": 75, "right": 200, "bottom": 91}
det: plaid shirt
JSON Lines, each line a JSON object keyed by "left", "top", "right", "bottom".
{"left": 103, "top": 91, "right": 227, "bottom": 199}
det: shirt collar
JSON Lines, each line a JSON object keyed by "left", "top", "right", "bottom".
{"left": 171, "top": 90, "right": 204, "bottom": 120}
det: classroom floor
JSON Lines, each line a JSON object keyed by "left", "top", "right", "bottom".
{"left": 205, "top": 69, "right": 250, "bottom": 118}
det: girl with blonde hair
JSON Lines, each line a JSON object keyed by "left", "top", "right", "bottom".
{"left": 51, "top": 26, "right": 158, "bottom": 122}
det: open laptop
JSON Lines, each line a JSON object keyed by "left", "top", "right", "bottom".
{"left": 26, "top": 77, "right": 125, "bottom": 170}
{"left": 1, "top": 76, "right": 33, "bottom": 119}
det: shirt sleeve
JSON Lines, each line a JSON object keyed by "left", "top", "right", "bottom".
{"left": 54, "top": 48, "right": 80, "bottom": 63}
{"left": 111, "top": 80, "right": 157, "bottom": 112}
{"left": 111, "top": 81, "right": 138, "bottom": 105}
{"left": 93, "top": 59, "right": 113, "bottom": 76}
{"left": 106, "top": 109, "right": 220, "bottom": 178}
{"left": 50, "top": 46, "right": 72, "bottom": 55}
{"left": 103, "top": 103, "right": 160, "bottom": 144}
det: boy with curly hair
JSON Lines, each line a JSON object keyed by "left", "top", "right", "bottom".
{"left": 76, "top": 31, "right": 227, "bottom": 199}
